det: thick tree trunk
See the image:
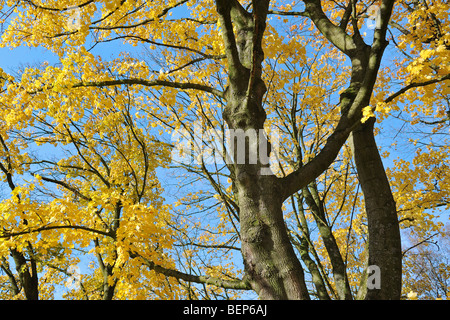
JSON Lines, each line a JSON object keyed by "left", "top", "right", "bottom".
{"left": 94, "top": 238, "right": 117, "bottom": 300}
{"left": 101, "top": 264, "right": 116, "bottom": 300}
{"left": 237, "top": 173, "right": 310, "bottom": 299}
{"left": 215, "top": 0, "right": 311, "bottom": 300}
{"left": 350, "top": 118, "right": 402, "bottom": 300}
{"left": 224, "top": 71, "right": 310, "bottom": 299}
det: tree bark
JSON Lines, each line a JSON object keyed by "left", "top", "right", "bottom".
{"left": 350, "top": 118, "right": 402, "bottom": 300}
{"left": 0, "top": 135, "right": 39, "bottom": 300}
{"left": 10, "top": 248, "right": 39, "bottom": 300}
{"left": 237, "top": 174, "right": 310, "bottom": 299}
{"left": 214, "top": 0, "right": 311, "bottom": 299}
{"left": 94, "top": 238, "right": 117, "bottom": 300}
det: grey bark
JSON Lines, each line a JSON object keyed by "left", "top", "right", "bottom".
{"left": 350, "top": 118, "right": 402, "bottom": 300}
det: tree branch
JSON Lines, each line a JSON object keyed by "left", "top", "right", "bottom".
{"left": 90, "top": 0, "right": 189, "bottom": 30}
{"left": 0, "top": 225, "right": 114, "bottom": 239}
{"left": 70, "top": 78, "right": 224, "bottom": 99}
{"left": 214, "top": 0, "right": 247, "bottom": 80}
{"left": 267, "top": 10, "right": 308, "bottom": 17}
{"left": 24, "top": 0, "right": 94, "bottom": 11}
{"left": 384, "top": 74, "right": 450, "bottom": 104}
{"left": 280, "top": 0, "right": 396, "bottom": 200}
{"left": 33, "top": 173, "right": 91, "bottom": 202}
{"left": 303, "top": 0, "right": 356, "bottom": 55}
{"left": 130, "top": 251, "right": 251, "bottom": 290}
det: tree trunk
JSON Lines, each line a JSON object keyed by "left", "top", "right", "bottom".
{"left": 350, "top": 118, "right": 402, "bottom": 300}
{"left": 101, "top": 264, "right": 116, "bottom": 300}
{"left": 94, "top": 238, "right": 117, "bottom": 300}
{"left": 303, "top": 183, "right": 352, "bottom": 300}
{"left": 236, "top": 173, "right": 310, "bottom": 299}
{"left": 292, "top": 194, "right": 331, "bottom": 300}
{"left": 215, "top": 0, "right": 311, "bottom": 299}
{"left": 11, "top": 248, "right": 39, "bottom": 300}
{"left": 224, "top": 67, "right": 310, "bottom": 299}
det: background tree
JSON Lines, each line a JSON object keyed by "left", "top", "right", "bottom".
{"left": 402, "top": 225, "right": 450, "bottom": 299}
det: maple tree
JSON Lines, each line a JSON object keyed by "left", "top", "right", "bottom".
{"left": 0, "top": 0, "right": 448, "bottom": 300}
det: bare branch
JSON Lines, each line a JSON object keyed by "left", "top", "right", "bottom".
{"left": 0, "top": 225, "right": 114, "bottom": 239}
{"left": 384, "top": 74, "right": 450, "bottom": 104}
{"left": 303, "top": 0, "right": 357, "bottom": 55}
{"left": 130, "top": 251, "right": 251, "bottom": 290}
{"left": 71, "top": 78, "right": 225, "bottom": 99}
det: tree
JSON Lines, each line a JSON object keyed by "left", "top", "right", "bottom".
{"left": 402, "top": 225, "right": 450, "bottom": 299}
{"left": 0, "top": 71, "right": 179, "bottom": 299}
{"left": 0, "top": 0, "right": 448, "bottom": 300}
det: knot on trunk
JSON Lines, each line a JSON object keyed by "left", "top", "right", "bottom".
{"left": 242, "top": 218, "right": 268, "bottom": 244}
